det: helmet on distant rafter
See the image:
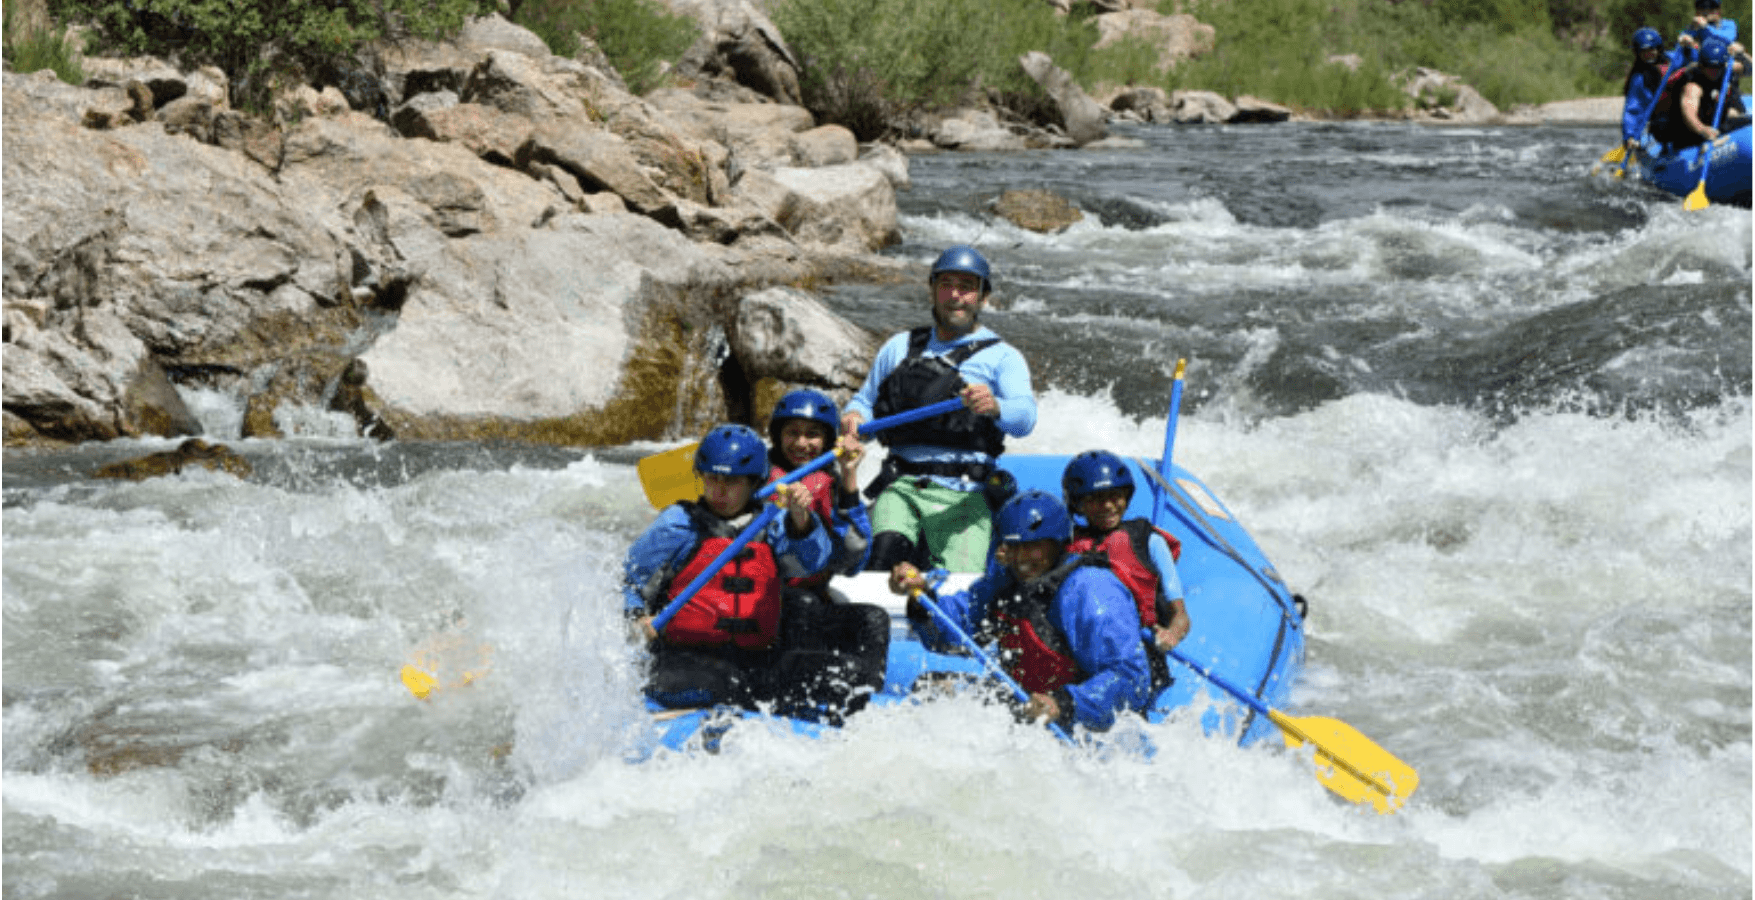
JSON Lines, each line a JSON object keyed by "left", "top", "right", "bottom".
{"left": 929, "top": 245, "right": 992, "bottom": 294}
{"left": 1700, "top": 37, "right": 1732, "bottom": 67}
{"left": 1631, "top": 27, "right": 1663, "bottom": 51}
{"left": 995, "top": 490, "right": 1073, "bottom": 545}
{"left": 1062, "top": 450, "right": 1136, "bottom": 506}
{"left": 695, "top": 424, "right": 767, "bottom": 479}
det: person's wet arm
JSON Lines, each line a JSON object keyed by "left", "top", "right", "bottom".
{"left": 1056, "top": 572, "right": 1153, "bottom": 731}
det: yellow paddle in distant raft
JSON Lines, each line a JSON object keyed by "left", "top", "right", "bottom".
{"left": 1683, "top": 58, "right": 1735, "bottom": 212}
{"left": 636, "top": 397, "right": 966, "bottom": 509}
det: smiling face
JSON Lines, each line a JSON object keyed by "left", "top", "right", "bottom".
{"left": 931, "top": 272, "right": 986, "bottom": 338}
{"left": 778, "top": 419, "right": 832, "bottom": 468}
{"left": 1074, "top": 488, "right": 1130, "bottom": 534}
{"left": 999, "top": 538, "right": 1062, "bottom": 581}
{"left": 700, "top": 472, "right": 758, "bottom": 518}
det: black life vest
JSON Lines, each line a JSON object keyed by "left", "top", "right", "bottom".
{"left": 1651, "top": 63, "right": 1728, "bottom": 147}
{"left": 990, "top": 552, "right": 1109, "bottom": 695}
{"left": 1067, "top": 519, "right": 1181, "bottom": 629}
{"left": 870, "top": 326, "right": 1007, "bottom": 457}
{"left": 656, "top": 502, "right": 784, "bottom": 649}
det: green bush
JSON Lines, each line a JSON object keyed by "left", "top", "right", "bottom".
{"left": 4, "top": 5, "right": 85, "bottom": 85}
{"left": 47, "top": 0, "right": 493, "bottom": 112}
{"left": 772, "top": 0, "right": 1161, "bottom": 139}
{"left": 512, "top": 0, "right": 697, "bottom": 96}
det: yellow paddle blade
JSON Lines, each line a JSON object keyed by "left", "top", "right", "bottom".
{"left": 400, "top": 664, "right": 439, "bottom": 700}
{"left": 1270, "top": 710, "right": 1419, "bottom": 814}
{"left": 637, "top": 443, "right": 701, "bottom": 509}
{"left": 400, "top": 635, "right": 493, "bottom": 701}
{"left": 1599, "top": 145, "right": 1627, "bottom": 164}
{"left": 1683, "top": 180, "right": 1711, "bottom": 211}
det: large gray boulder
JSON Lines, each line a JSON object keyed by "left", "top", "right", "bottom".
{"left": 1018, "top": 51, "right": 1107, "bottom": 146}
{"left": 663, "top": 0, "right": 803, "bottom": 105}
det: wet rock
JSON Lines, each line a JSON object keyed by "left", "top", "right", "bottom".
{"left": 993, "top": 189, "right": 1084, "bottom": 234}
{"left": 94, "top": 438, "right": 252, "bottom": 480}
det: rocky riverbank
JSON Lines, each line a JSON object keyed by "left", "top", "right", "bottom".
{"left": 1, "top": 8, "right": 1623, "bottom": 452}
{"left": 3, "top": 14, "right": 923, "bottom": 449}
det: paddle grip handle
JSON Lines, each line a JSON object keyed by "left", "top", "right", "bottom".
{"left": 913, "top": 588, "right": 1073, "bottom": 742}
{"left": 650, "top": 503, "right": 784, "bottom": 634}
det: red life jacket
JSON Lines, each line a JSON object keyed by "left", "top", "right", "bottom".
{"left": 991, "top": 553, "right": 1108, "bottom": 695}
{"left": 659, "top": 503, "right": 784, "bottom": 649}
{"left": 768, "top": 462, "right": 836, "bottom": 590}
{"left": 1067, "top": 519, "right": 1180, "bottom": 629}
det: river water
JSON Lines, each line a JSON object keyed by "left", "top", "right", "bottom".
{"left": 4, "top": 122, "right": 1750, "bottom": 899}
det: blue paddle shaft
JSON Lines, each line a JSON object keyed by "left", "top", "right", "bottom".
{"left": 1622, "top": 48, "right": 1684, "bottom": 174}
{"left": 753, "top": 397, "right": 966, "bottom": 502}
{"left": 914, "top": 590, "right": 1073, "bottom": 742}
{"left": 655, "top": 397, "right": 965, "bottom": 633}
{"left": 650, "top": 503, "right": 783, "bottom": 634}
{"left": 855, "top": 396, "right": 966, "bottom": 438}
{"left": 1694, "top": 63, "right": 1735, "bottom": 189}
{"left": 1164, "top": 642, "right": 1273, "bottom": 719}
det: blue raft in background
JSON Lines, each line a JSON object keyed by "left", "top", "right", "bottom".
{"left": 1623, "top": 98, "right": 1753, "bottom": 207}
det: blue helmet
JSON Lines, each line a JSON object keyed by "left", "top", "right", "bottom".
{"left": 995, "top": 490, "right": 1073, "bottom": 545}
{"left": 1631, "top": 27, "right": 1663, "bottom": 51}
{"left": 929, "top": 245, "right": 992, "bottom": 294}
{"left": 767, "top": 389, "right": 839, "bottom": 446}
{"left": 694, "top": 424, "right": 767, "bottom": 479}
{"left": 1062, "top": 450, "right": 1135, "bottom": 506}
{"left": 1700, "top": 37, "right": 1732, "bottom": 67}
{"left": 1695, "top": 0, "right": 1721, "bottom": 9}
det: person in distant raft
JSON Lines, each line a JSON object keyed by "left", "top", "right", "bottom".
{"left": 889, "top": 490, "right": 1153, "bottom": 733}
{"left": 1061, "top": 449, "right": 1190, "bottom": 691}
{"left": 1649, "top": 37, "right": 1749, "bottom": 151}
{"left": 1622, "top": 27, "right": 1673, "bottom": 153}
{"left": 1676, "top": 0, "right": 1742, "bottom": 64}
{"left": 622, "top": 424, "right": 839, "bottom": 715}
{"left": 839, "top": 245, "right": 1037, "bottom": 574}
{"left": 762, "top": 390, "right": 891, "bottom": 714}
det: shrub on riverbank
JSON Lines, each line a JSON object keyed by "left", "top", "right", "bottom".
{"left": 774, "top": 0, "right": 1750, "bottom": 129}
{"left": 770, "top": 0, "right": 1160, "bottom": 140}
{"left": 4, "top": 2, "right": 84, "bottom": 85}
{"left": 44, "top": 0, "right": 493, "bottom": 111}
{"left": 512, "top": 0, "right": 696, "bottom": 96}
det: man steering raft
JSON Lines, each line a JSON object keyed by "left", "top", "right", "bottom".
{"left": 839, "top": 245, "right": 1038, "bottom": 574}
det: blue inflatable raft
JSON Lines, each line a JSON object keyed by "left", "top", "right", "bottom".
{"left": 635, "top": 451, "right": 1308, "bottom": 756}
{"left": 1624, "top": 105, "right": 1753, "bottom": 207}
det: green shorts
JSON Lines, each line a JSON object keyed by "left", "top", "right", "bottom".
{"left": 868, "top": 479, "right": 993, "bottom": 573}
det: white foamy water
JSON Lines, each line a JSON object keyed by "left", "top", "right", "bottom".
{"left": 6, "top": 121, "right": 1749, "bottom": 898}
{"left": 4, "top": 387, "right": 1747, "bottom": 899}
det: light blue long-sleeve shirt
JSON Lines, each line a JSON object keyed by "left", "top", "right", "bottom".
{"left": 622, "top": 503, "right": 832, "bottom": 617}
{"left": 1146, "top": 531, "right": 1185, "bottom": 603}
{"left": 917, "top": 564, "right": 1153, "bottom": 732}
{"left": 1680, "top": 18, "right": 1739, "bottom": 64}
{"left": 845, "top": 325, "right": 1037, "bottom": 491}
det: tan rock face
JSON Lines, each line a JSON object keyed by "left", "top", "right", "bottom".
{"left": 993, "top": 190, "right": 1085, "bottom": 235}
{"left": 2, "top": 12, "right": 918, "bottom": 449}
